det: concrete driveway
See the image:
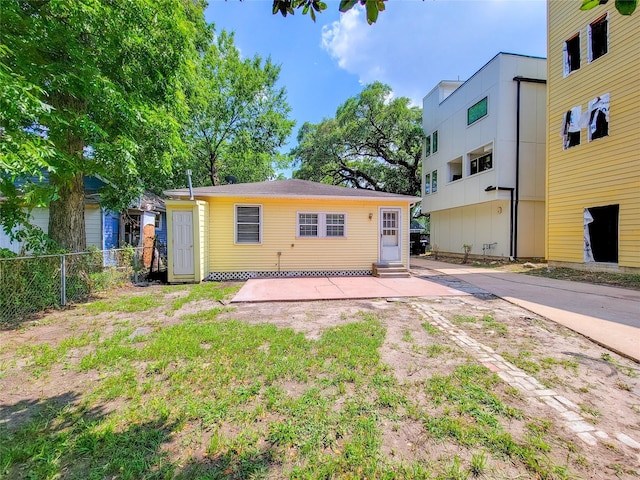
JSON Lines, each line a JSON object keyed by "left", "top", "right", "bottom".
{"left": 410, "top": 257, "right": 640, "bottom": 363}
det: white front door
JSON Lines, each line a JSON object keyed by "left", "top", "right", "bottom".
{"left": 380, "top": 208, "right": 401, "bottom": 262}
{"left": 172, "top": 210, "right": 194, "bottom": 275}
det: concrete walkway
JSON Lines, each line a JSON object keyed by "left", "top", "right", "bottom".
{"left": 232, "top": 275, "right": 470, "bottom": 303}
{"left": 410, "top": 257, "right": 640, "bottom": 362}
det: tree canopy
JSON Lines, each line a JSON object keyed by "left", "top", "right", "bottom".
{"left": 1, "top": 0, "right": 210, "bottom": 251}
{"left": 272, "top": 0, "right": 386, "bottom": 24}
{"left": 581, "top": 0, "right": 637, "bottom": 15}
{"left": 292, "top": 82, "right": 424, "bottom": 197}
{"left": 180, "top": 31, "right": 294, "bottom": 188}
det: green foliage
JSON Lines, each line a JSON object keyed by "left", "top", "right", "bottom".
{"left": 272, "top": 0, "right": 385, "bottom": 24}
{"left": 581, "top": 0, "right": 637, "bottom": 15}
{"left": 0, "top": 255, "right": 61, "bottom": 322}
{"left": 292, "top": 82, "right": 424, "bottom": 197}
{"left": 180, "top": 31, "right": 294, "bottom": 188}
{"left": 0, "top": 0, "right": 210, "bottom": 250}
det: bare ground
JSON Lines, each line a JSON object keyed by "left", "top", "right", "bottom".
{"left": 1, "top": 283, "right": 639, "bottom": 479}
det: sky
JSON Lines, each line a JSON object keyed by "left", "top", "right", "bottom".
{"left": 204, "top": 0, "right": 548, "bottom": 175}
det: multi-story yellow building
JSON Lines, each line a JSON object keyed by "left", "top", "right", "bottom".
{"left": 547, "top": 0, "right": 640, "bottom": 272}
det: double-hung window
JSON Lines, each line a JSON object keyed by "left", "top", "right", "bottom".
{"left": 236, "top": 205, "right": 261, "bottom": 244}
{"left": 298, "top": 213, "right": 346, "bottom": 238}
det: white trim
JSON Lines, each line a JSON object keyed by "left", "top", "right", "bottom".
{"left": 296, "top": 211, "right": 347, "bottom": 239}
{"left": 234, "top": 204, "right": 262, "bottom": 245}
{"left": 379, "top": 207, "right": 402, "bottom": 263}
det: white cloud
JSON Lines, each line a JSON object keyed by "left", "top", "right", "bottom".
{"left": 320, "top": 0, "right": 547, "bottom": 105}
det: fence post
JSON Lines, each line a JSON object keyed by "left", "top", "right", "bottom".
{"left": 61, "top": 254, "right": 67, "bottom": 306}
{"left": 134, "top": 250, "right": 138, "bottom": 284}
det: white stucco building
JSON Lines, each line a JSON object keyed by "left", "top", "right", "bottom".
{"left": 422, "top": 53, "right": 547, "bottom": 259}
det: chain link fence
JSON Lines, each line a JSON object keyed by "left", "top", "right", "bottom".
{"left": 0, "top": 247, "right": 148, "bottom": 323}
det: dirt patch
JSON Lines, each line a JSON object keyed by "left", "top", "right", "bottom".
{"left": 1, "top": 283, "right": 639, "bottom": 478}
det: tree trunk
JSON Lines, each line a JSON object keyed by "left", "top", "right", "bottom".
{"left": 47, "top": 93, "right": 88, "bottom": 252}
{"left": 49, "top": 172, "right": 86, "bottom": 252}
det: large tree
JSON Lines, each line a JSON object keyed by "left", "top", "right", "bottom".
{"left": 292, "top": 82, "right": 424, "bottom": 197}
{"left": 181, "top": 31, "right": 294, "bottom": 188}
{"left": 0, "top": 0, "right": 209, "bottom": 251}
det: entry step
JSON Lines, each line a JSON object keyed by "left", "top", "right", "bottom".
{"left": 372, "top": 263, "right": 410, "bottom": 278}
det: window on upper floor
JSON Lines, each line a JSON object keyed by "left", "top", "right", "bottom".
{"left": 588, "top": 93, "right": 609, "bottom": 141}
{"left": 448, "top": 157, "right": 462, "bottom": 182}
{"left": 424, "top": 172, "right": 431, "bottom": 195}
{"left": 425, "top": 135, "right": 431, "bottom": 157}
{"left": 563, "top": 33, "right": 581, "bottom": 77}
{"left": 432, "top": 131, "right": 438, "bottom": 153}
{"left": 469, "top": 153, "right": 492, "bottom": 176}
{"left": 431, "top": 170, "right": 438, "bottom": 193}
{"left": 467, "top": 97, "right": 488, "bottom": 126}
{"left": 562, "top": 106, "right": 582, "bottom": 149}
{"left": 588, "top": 14, "right": 608, "bottom": 63}
{"left": 236, "top": 205, "right": 261, "bottom": 244}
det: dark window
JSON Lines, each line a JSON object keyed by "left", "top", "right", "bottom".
{"left": 432, "top": 131, "right": 438, "bottom": 153}
{"left": 589, "top": 15, "right": 608, "bottom": 62}
{"left": 586, "top": 205, "right": 618, "bottom": 263}
{"left": 467, "top": 97, "right": 488, "bottom": 125}
{"left": 425, "top": 135, "right": 431, "bottom": 157}
{"left": 470, "top": 153, "right": 492, "bottom": 175}
{"left": 431, "top": 170, "right": 438, "bottom": 193}
{"left": 564, "top": 34, "right": 581, "bottom": 75}
{"left": 588, "top": 94, "right": 609, "bottom": 141}
{"left": 562, "top": 107, "right": 582, "bottom": 149}
{"left": 236, "top": 205, "right": 261, "bottom": 243}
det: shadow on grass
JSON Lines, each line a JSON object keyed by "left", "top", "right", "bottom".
{"left": 0, "top": 391, "right": 283, "bottom": 480}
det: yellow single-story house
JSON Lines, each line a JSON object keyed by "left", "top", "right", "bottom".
{"left": 164, "top": 179, "right": 419, "bottom": 283}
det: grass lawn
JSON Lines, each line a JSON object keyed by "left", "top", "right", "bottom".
{"left": 1, "top": 282, "right": 639, "bottom": 479}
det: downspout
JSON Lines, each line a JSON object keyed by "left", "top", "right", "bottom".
{"left": 513, "top": 76, "right": 546, "bottom": 260}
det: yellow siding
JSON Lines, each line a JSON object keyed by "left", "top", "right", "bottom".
{"left": 547, "top": 1, "right": 640, "bottom": 269}
{"left": 204, "top": 196, "right": 411, "bottom": 273}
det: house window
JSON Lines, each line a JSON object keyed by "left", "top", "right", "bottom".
{"left": 467, "top": 97, "right": 488, "bottom": 125}
{"left": 588, "top": 93, "right": 609, "bottom": 141}
{"left": 562, "top": 106, "right": 582, "bottom": 149}
{"left": 470, "top": 153, "right": 492, "bottom": 175}
{"left": 298, "top": 213, "right": 318, "bottom": 237}
{"left": 431, "top": 170, "right": 438, "bottom": 193}
{"left": 425, "top": 135, "right": 431, "bottom": 157}
{"left": 236, "top": 205, "right": 261, "bottom": 244}
{"left": 432, "top": 131, "right": 438, "bottom": 153}
{"left": 154, "top": 214, "right": 162, "bottom": 231}
{"left": 297, "top": 213, "right": 345, "bottom": 238}
{"left": 325, "top": 214, "right": 345, "bottom": 237}
{"left": 448, "top": 157, "right": 463, "bottom": 182}
{"left": 563, "top": 33, "right": 581, "bottom": 76}
{"left": 588, "top": 14, "right": 608, "bottom": 63}
{"left": 424, "top": 173, "right": 431, "bottom": 195}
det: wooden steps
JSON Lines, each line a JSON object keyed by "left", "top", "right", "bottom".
{"left": 372, "top": 262, "right": 410, "bottom": 278}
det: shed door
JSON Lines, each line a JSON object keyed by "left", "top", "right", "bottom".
{"left": 380, "top": 209, "right": 401, "bottom": 262}
{"left": 172, "top": 210, "right": 194, "bottom": 275}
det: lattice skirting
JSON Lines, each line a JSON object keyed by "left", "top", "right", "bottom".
{"left": 205, "top": 270, "right": 372, "bottom": 282}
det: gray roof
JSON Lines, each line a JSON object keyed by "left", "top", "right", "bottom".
{"left": 165, "top": 179, "right": 419, "bottom": 203}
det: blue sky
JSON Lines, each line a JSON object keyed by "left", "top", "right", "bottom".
{"left": 204, "top": 0, "right": 547, "bottom": 174}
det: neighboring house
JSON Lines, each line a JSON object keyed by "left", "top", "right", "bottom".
{"left": 421, "top": 52, "right": 547, "bottom": 260}
{"left": 163, "top": 179, "right": 419, "bottom": 283}
{"left": 0, "top": 175, "right": 167, "bottom": 261}
{"left": 547, "top": 1, "right": 639, "bottom": 273}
